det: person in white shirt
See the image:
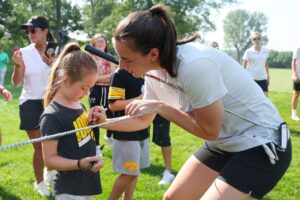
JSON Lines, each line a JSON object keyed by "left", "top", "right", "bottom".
{"left": 243, "top": 32, "right": 270, "bottom": 97}
{"left": 91, "top": 4, "right": 292, "bottom": 200}
{"left": 11, "top": 16, "right": 55, "bottom": 197}
{"left": 291, "top": 47, "right": 300, "bottom": 121}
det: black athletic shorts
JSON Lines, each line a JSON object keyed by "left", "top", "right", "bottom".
{"left": 152, "top": 114, "right": 171, "bottom": 147}
{"left": 255, "top": 79, "right": 268, "bottom": 92}
{"left": 194, "top": 140, "right": 292, "bottom": 199}
{"left": 19, "top": 99, "right": 44, "bottom": 130}
{"left": 293, "top": 82, "right": 300, "bottom": 91}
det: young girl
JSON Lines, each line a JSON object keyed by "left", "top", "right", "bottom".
{"left": 40, "top": 42, "right": 103, "bottom": 199}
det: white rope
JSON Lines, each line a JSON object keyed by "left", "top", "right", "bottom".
{"left": 0, "top": 113, "right": 145, "bottom": 151}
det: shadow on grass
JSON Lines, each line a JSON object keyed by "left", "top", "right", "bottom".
{"left": 0, "top": 161, "right": 9, "bottom": 168}
{"left": 290, "top": 129, "right": 300, "bottom": 138}
{"left": 0, "top": 186, "right": 22, "bottom": 200}
{"left": 142, "top": 163, "right": 178, "bottom": 177}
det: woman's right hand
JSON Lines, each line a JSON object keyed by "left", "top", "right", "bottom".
{"left": 292, "top": 74, "right": 300, "bottom": 83}
{"left": 12, "top": 50, "right": 24, "bottom": 68}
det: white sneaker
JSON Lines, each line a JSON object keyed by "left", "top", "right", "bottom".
{"left": 291, "top": 115, "right": 300, "bottom": 121}
{"left": 158, "top": 170, "right": 175, "bottom": 185}
{"left": 96, "top": 145, "right": 103, "bottom": 158}
{"left": 34, "top": 181, "right": 51, "bottom": 196}
{"left": 104, "top": 135, "right": 113, "bottom": 148}
{"left": 44, "top": 167, "right": 56, "bottom": 186}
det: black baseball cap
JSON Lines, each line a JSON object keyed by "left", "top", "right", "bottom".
{"left": 20, "top": 16, "right": 49, "bottom": 29}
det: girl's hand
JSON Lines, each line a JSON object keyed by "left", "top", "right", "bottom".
{"left": 88, "top": 106, "right": 107, "bottom": 124}
{"left": 79, "top": 156, "right": 104, "bottom": 172}
{"left": 125, "top": 100, "right": 161, "bottom": 116}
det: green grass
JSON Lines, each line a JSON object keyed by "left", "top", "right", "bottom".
{"left": 0, "top": 68, "right": 299, "bottom": 199}
{"left": 269, "top": 68, "right": 292, "bottom": 92}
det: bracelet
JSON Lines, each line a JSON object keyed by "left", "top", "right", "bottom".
{"left": 77, "top": 158, "right": 85, "bottom": 171}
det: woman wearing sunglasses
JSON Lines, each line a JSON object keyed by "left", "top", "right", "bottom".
{"left": 243, "top": 32, "right": 270, "bottom": 97}
{"left": 11, "top": 16, "right": 55, "bottom": 197}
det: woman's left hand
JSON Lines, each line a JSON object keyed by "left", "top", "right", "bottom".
{"left": 42, "top": 53, "right": 54, "bottom": 66}
{"left": 125, "top": 100, "right": 161, "bottom": 116}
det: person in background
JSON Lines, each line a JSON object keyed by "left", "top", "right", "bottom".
{"left": 152, "top": 114, "right": 175, "bottom": 185}
{"left": 243, "top": 32, "right": 270, "bottom": 97}
{"left": 93, "top": 4, "right": 291, "bottom": 199}
{"left": 0, "top": 45, "right": 9, "bottom": 86}
{"left": 108, "top": 68, "right": 149, "bottom": 200}
{"left": 0, "top": 85, "right": 13, "bottom": 146}
{"left": 291, "top": 46, "right": 300, "bottom": 121}
{"left": 11, "top": 16, "right": 55, "bottom": 196}
{"left": 89, "top": 34, "right": 116, "bottom": 151}
{"left": 209, "top": 41, "right": 219, "bottom": 49}
{"left": 41, "top": 42, "right": 103, "bottom": 199}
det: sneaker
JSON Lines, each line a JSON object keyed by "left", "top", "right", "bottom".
{"left": 291, "top": 115, "right": 300, "bottom": 121}
{"left": 158, "top": 170, "right": 175, "bottom": 185}
{"left": 96, "top": 145, "right": 103, "bottom": 158}
{"left": 104, "top": 134, "right": 113, "bottom": 148}
{"left": 44, "top": 167, "right": 56, "bottom": 186}
{"left": 34, "top": 181, "right": 51, "bottom": 196}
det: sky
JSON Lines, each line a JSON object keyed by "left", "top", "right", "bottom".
{"left": 70, "top": 0, "right": 299, "bottom": 52}
{"left": 205, "top": 0, "right": 300, "bottom": 51}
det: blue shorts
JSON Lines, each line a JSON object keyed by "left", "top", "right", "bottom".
{"left": 152, "top": 114, "right": 171, "bottom": 147}
{"left": 194, "top": 140, "right": 292, "bottom": 199}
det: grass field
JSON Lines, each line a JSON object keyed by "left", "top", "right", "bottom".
{"left": 269, "top": 68, "right": 292, "bottom": 92}
{"left": 0, "top": 68, "right": 299, "bottom": 199}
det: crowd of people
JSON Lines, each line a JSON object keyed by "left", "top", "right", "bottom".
{"left": 0, "top": 3, "right": 297, "bottom": 200}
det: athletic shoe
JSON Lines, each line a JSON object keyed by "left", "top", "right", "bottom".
{"left": 34, "top": 181, "right": 51, "bottom": 196}
{"left": 44, "top": 167, "right": 56, "bottom": 186}
{"left": 291, "top": 115, "right": 300, "bottom": 121}
{"left": 158, "top": 170, "right": 175, "bottom": 185}
{"left": 96, "top": 145, "right": 103, "bottom": 158}
{"left": 104, "top": 134, "right": 113, "bottom": 148}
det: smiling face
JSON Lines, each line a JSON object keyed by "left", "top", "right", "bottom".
{"left": 94, "top": 36, "right": 107, "bottom": 51}
{"left": 113, "top": 39, "right": 161, "bottom": 77}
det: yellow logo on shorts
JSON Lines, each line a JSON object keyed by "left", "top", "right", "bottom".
{"left": 123, "top": 161, "right": 139, "bottom": 172}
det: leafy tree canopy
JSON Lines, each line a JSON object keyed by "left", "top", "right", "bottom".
{"left": 223, "top": 9, "right": 268, "bottom": 63}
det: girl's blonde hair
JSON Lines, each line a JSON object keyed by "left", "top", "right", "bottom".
{"left": 44, "top": 42, "right": 97, "bottom": 107}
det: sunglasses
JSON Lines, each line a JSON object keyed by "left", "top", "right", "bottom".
{"left": 252, "top": 37, "right": 261, "bottom": 41}
{"left": 25, "top": 28, "right": 37, "bottom": 35}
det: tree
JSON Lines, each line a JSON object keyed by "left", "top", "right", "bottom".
{"left": 83, "top": 0, "right": 237, "bottom": 53}
{"left": 223, "top": 9, "right": 268, "bottom": 63}
{"left": 268, "top": 50, "right": 292, "bottom": 68}
{"left": 0, "top": 0, "right": 82, "bottom": 47}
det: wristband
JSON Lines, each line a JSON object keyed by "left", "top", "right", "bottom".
{"left": 77, "top": 158, "right": 85, "bottom": 171}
